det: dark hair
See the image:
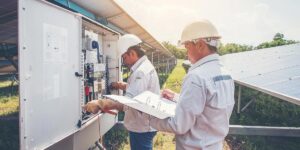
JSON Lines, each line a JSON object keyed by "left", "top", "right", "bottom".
{"left": 128, "top": 45, "right": 145, "bottom": 58}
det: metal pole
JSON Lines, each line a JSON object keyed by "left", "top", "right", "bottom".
{"left": 167, "top": 59, "right": 170, "bottom": 73}
{"left": 229, "top": 125, "right": 300, "bottom": 137}
{"left": 237, "top": 85, "right": 242, "bottom": 114}
{"left": 241, "top": 98, "right": 256, "bottom": 112}
{"left": 157, "top": 53, "right": 160, "bottom": 73}
{"left": 163, "top": 56, "right": 166, "bottom": 75}
{"left": 151, "top": 51, "right": 154, "bottom": 64}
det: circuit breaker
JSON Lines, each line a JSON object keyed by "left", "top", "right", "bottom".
{"left": 82, "top": 30, "right": 105, "bottom": 103}
{"left": 80, "top": 24, "right": 121, "bottom": 125}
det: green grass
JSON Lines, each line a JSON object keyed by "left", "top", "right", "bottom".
{"left": 0, "top": 80, "right": 19, "bottom": 116}
{"left": 120, "top": 132, "right": 176, "bottom": 150}
{"left": 0, "top": 96, "right": 18, "bottom": 116}
{"left": 162, "top": 59, "right": 186, "bottom": 92}
{"left": 0, "top": 80, "right": 16, "bottom": 88}
{"left": 0, "top": 80, "right": 19, "bottom": 150}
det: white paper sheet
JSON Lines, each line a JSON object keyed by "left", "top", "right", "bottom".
{"left": 105, "top": 91, "right": 176, "bottom": 119}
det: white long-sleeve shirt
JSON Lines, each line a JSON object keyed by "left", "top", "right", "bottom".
{"left": 150, "top": 54, "right": 235, "bottom": 150}
{"left": 123, "top": 56, "right": 160, "bottom": 132}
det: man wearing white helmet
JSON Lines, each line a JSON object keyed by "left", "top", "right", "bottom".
{"left": 149, "top": 20, "right": 235, "bottom": 150}
{"left": 84, "top": 34, "right": 160, "bottom": 150}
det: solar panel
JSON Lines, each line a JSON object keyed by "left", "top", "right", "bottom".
{"left": 221, "top": 44, "right": 300, "bottom": 106}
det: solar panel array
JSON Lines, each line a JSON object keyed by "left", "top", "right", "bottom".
{"left": 221, "top": 44, "right": 300, "bottom": 105}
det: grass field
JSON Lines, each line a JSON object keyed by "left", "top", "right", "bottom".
{"left": 161, "top": 59, "right": 186, "bottom": 93}
{"left": 0, "top": 80, "right": 19, "bottom": 150}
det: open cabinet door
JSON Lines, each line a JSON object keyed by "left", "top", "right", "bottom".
{"left": 19, "top": 0, "right": 82, "bottom": 149}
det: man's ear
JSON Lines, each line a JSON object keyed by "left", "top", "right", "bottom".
{"left": 126, "top": 50, "right": 132, "bottom": 56}
{"left": 129, "top": 50, "right": 137, "bottom": 57}
{"left": 195, "top": 39, "right": 204, "bottom": 49}
{"left": 197, "top": 39, "right": 206, "bottom": 48}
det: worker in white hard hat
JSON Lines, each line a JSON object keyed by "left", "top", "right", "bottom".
{"left": 84, "top": 34, "right": 160, "bottom": 150}
{"left": 149, "top": 20, "right": 235, "bottom": 150}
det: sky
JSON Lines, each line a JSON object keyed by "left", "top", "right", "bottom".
{"left": 115, "top": 0, "right": 300, "bottom": 46}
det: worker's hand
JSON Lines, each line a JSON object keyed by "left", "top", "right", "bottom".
{"left": 161, "top": 89, "right": 175, "bottom": 101}
{"left": 83, "top": 100, "right": 101, "bottom": 114}
{"left": 98, "top": 99, "right": 123, "bottom": 111}
{"left": 84, "top": 99, "right": 124, "bottom": 114}
{"left": 111, "top": 82, "right": 119, "bottom": 89}
{"left": 111, "top": 82, "right": 127, "bottom": 90}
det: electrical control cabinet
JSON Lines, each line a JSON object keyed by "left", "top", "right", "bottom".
{"left": 18, "top": 0, "right": 121, "bottom": 149}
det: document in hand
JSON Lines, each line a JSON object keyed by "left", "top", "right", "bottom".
{"left": 104, "top": 91, "right": 176, "bottom": 119}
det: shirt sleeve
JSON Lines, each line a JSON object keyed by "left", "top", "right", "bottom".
{"left": 150, "top": 74, "right": 207, "bottom": 134}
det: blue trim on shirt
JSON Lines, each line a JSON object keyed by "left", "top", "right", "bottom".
{"left": 213, "top": 75, "right": 232, "bottom": 82}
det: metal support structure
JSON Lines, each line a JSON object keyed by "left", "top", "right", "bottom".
{"left": 229, "top": 125, "right": 300, "bottom": 137}
{"left": 165, "top": 58, "right": 167, "bottom": 73}
{"left": 237, "top": 86, "right": 259, "bottom": 113}
{"left": 115, "top": 122, "right": 300, "bottom": 138}
{"left": 151, "top": 51, "right": 154, "bottom": 64}
{"left": 168, "top": 59, "right": 170, "bottom": 73}
{"left": 157, "top": 52, "right": 160, "bottom": 73}
{"left": 162, "top": 55, "right": 166, "bottom": 75}
{"left": 237, "top": 85, "right": 242, "bottom": 114}
{"left": 95, "top": 141, "right": 106, "bottom": 150}
{"left": 241, "top": 97, "right": 256, "bottom": 112}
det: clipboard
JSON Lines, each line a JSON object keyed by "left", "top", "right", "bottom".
{"left": 104, "top": 91, "right": 176, "bottom": 119}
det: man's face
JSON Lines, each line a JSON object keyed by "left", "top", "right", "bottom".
{"left": 121, "top": 50, "right": 137, "bottom": 67}
{"left": 184, "top": 41, "right": 199, "bottom": 64}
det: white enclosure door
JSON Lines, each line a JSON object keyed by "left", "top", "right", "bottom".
{"left": 19, "top": 0, "right": 82, "bottom": 149}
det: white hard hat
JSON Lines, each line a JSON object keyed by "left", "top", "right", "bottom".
{"left": 117, "top": 34, "right": 142, "bottom": 56}
{"left": 180, "top": 19, "right": 221, "bottom": 45}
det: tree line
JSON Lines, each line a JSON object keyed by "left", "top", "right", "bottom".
{"left": 163, "top": 33, "right": 299, "bottom": 57}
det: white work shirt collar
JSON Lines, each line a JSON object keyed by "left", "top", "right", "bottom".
{"left": 130, "top": 55, "right": 147, "bottom": 72}
{"left": 189, "top": 53, "right": 220, "bottom": 71}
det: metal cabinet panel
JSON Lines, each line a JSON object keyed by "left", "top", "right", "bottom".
{"left": 19, "top": 0, "right": 82, "bottom": 149}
